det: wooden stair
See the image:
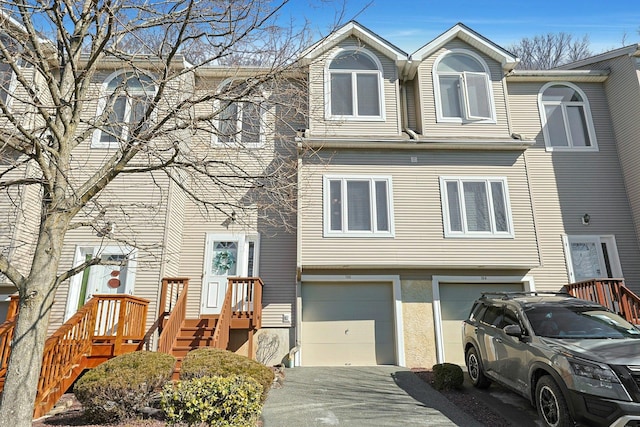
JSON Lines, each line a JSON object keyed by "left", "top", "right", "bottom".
{"left": 566, "top": 278, "right": 640, "bottom": 324}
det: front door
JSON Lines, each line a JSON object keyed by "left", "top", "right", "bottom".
{"left": 564, "top": 235, "right": 622, "bottom": 282}
{"left": 201, "top": 233, "right": 251, "bottom": 315}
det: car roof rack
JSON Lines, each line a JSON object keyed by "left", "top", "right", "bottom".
{"left": 480, "top": 291, "right": 573, "bottom": 300}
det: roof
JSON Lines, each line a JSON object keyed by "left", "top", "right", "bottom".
{"left": 506, "top": 69, "right": 610, "bottom": 83}
{"left": 410, "top": 23, "right": 519, "bottom": 72}
{"left": 559, "top": 44, "right": 640, "bottom": 70}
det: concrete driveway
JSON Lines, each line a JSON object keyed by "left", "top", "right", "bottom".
{"left": 261, "top": 366, "right": 483, "bottom": 427}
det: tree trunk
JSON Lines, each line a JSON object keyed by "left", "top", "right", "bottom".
{"left": 0, "top": 216, "right": 66, "bottom": 427}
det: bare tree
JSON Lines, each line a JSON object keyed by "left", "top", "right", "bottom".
{"left": 508, "top": 33, "right": 592, "bottom": 69}
{"left": 0, "top": 0, "right": 326, "bottom": 424}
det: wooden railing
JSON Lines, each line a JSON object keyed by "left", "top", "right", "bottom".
{"left": 211, "top": 282, "right": 233, "bottom": 350}
{"left": 229, "top": 277, "right": 263, "bottom": 328}
{"left": 0, "top": 294, "right": 149, "bottom": 419}
{"left": 565, "top": 278, "right": 640, "bottom": 324}
{"left": 157, "top": 278, "right": 189, "bottom": 354}
{"left": 0, "top": 295, "right": 19, "bottom": 379}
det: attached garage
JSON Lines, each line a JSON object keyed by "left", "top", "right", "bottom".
{"left": 435, "top": 278, "right": 531, "bottom": 366}
{"left": 300, "top": 281, "right": 397, "bottom": 366}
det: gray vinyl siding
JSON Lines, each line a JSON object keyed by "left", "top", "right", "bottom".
{"left": 162, "top": 179, "right": 187, "bottom": 278}
{"left": 307, "top": 37, "right": 402, "bottom": 138}
{"left": 575, "top": 56, "right": 640, "bottom": 253}
{"left": 416, "top": 39, "right": 511, "bottom": 138}
{"left": 507, "top": 81, "right": 640, "bottom": 293}
{"left": 299, "top": 150, "right": 539, "bottom": 268}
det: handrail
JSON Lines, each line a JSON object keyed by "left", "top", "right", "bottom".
{"left": 565, "top": 278, "right": 640, "bottom": 323}
{"left": 212, "top": 283, "right": 232, "bottom": 350}
{"left": 157, "top": 278, "right": 189, "bottom": 354}
{"left": 229, "top": 277, "right": 264, "bottom": 328}
{"left": 0, "top": 294, "right": 19, "bottom": 377}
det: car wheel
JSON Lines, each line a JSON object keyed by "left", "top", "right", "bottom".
{"left": 466, "top": 346, "right": 491, "bottom": 389}
{"left": 536, "top": 376, "right": 573, "bottom": 427}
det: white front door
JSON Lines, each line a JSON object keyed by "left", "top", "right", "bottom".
{"left": 201, "top": 233, "right": 254, "bottom": 315}
{"left": 564, "top": 235, "right": 623, "bottom": 282}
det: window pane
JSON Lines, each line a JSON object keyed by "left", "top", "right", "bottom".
{"left": 566, "top": 106, "right": 591, "bottom": 147}
{"left": 465, "top": 73, "right": 491, "bottom": 119}
{"left": 241, "top": 102, "right": 261, "bottom": 143}
{"left": 0, "top": 63, "right": 12, "bottom": 104}
{"left": 544, "top": 105, "right": 569, "bottom": 147}
{"left": 329, "top": 52, "right": 377, "bottom": 70}
{"left": 463, "top": 182, "right": 490, "bottom": 232}
{"left": 331, "top": 73, "right": 353, "bottom": 115}
{"left": 375, "top": 181, "right": 389, "bottom": 231}
{"left": 100, "top": 96, "right": 127, "bottom": 143}
{"left": 329, "top": 180, "right": 342, "bottom": 231}
{"left": 491, "top": 182, "right": 508, "bottom": 232}
{"left": 439, "top": 76, "right": 462, "bottom": 118}
{"left": 542, "top": 85, "right": 582, "bottom": 102}
{"left": 219, "top": 101, "right": 238, "bottom": 143}
{"left": 346, "top": 181, "right": 371, "bottom": 231}
{"left": 357, "top": 74, "right": 380, "bottom": 116}
{"left": 570, "top": 241, "right": 602, "bottom": 281}
{"left": 437, "top": 54, "right": 484, "bottom": 73}
{"left": 446, "top": 181, "right": 462, "bottom": 232}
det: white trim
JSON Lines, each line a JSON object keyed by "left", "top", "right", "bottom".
{"left": 91, "top": 70, "right": 156, "bottom": 149}
{"left": 299, "top": 274, "right": 405, "bottom": 367}
{"left": 324, "top": 47, "right": 386, "bottom": 121}
{"left": 538, "top": 81, "right": 599, "bottom": 152}
{"left": 432, "top": 49, "right": 497, "bottom": 124}
{"left": 212, "top": 78, "right": 266, "bottom": 148}
{"left": 439, "top": 176, "right": 514, "bottom": 238}
{"left": 432, "top": 275, "right": 535, "bottom": 363}
{"left": 562, "top": 234, "right": 623, "bottom": 283}
{"left": 323, "top": 175, "right": 395, "bottom": 238}
{"left": 65, "top": 244, "right": 138, "bottom": 321}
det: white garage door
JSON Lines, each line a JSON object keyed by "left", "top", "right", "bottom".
{"left": 440, "top": 283, "right": 524, "bottom": 366}
{"left": 301, "top": 282, "right": 395, "bottom": 366}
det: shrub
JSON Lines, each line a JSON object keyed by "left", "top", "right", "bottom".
{"left": 74, "top": 351, "right": 176, "bottom": 423}
{"left": 161, "top": 375, "right": 262, "bottom": 426}
{"left": 432, "top": 363, "right": 464, "bottom": 391}
{"left": 180, "top": 348, "right": 274, "bottom": 402}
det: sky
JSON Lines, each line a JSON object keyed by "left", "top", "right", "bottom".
{"left": 282, "top": 0, "right": 640, "bottom": 55}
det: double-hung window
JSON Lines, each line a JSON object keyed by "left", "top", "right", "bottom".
{"left": 326, "top": 49, "right": 384, "bottom": 120}
{"left": 440, "top": 177, "right": 513, "bottom": 237}
{"left": 93, "top": 72, "right": 155, "bottom": 148}
{"left": 539, "top": 83, "right": 597, "bottom": 151}
{"left": 215, "top": 79, "right": 265, "bottom": 148}
{"left": 434, "top": 50, "right": 494, "bottom": 122}
{"left": 324, "top": 176, "right": 394, "bottom": 237}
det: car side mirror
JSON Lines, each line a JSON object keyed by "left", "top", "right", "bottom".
{"left": 504, "top": 324, "right": 523, "bottom": 337}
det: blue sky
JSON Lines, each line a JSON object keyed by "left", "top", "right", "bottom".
{"left": 283, "top": 0, "right": 640, "bottom": 54}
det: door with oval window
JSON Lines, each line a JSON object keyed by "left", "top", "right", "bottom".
{"left": 201, "top": 233, "right": 259, "bottom": 315}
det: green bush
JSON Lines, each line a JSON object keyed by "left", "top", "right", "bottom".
{"left": 161, "top": 375, "right": 262, "bottom": 426}
{"left": 180, "top": 348, "right": 274, "bottom": 402}
{"left": 74, "top": 351, "right": 176, "bottom": 423}
{"left": 432, "top": 363, "right": 464, "bottom": 391}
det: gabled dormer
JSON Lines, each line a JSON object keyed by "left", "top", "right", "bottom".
{"left": 300, "top": 21, "right": 408, "bottom": 139}
{"left": 407, "top": 23, "right": 518, "bottom": 139}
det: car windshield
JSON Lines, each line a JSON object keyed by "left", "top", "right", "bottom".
{"left": 525, "top": 305, "right": 640, "bottom": 339}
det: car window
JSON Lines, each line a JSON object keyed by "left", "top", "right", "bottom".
{"left": 481, "top": 305, "right": 503, "bottom": 327}
{"left": 525, "top": 306, "right": 640, "bottom": 339}
{"left": 503, "top": 308, "right": 519, "bottom": 328}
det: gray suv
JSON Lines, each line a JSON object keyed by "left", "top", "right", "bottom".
{"left": 462, "top": 292, "right": 640, "bottom": 427}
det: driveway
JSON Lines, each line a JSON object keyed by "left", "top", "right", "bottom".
{"left": 261, "top": 366, "right": 483, "bottom": 426}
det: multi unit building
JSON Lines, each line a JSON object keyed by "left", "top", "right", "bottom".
{"left": 1, "top": 20, "right": 639, "bottom": 369}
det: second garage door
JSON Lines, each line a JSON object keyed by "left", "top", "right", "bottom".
{"left": 301, "top": 282, "right": 395, "bottom": 366}
{"left": 439, "top": 282, "right": 524, "bottom": 365}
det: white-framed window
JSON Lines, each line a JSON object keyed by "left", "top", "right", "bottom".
{"left": 213, "top": 79, "right": 266, "bottom": 148}
{"left": 440, "top": 177, "right": 513, "bottom": 238}
{"left": 64, "top": 245, "right": 137, "bottom": 321}
{"left": 325, "top": 48, "right": 385, "bottom": 121}
{"left": 0, "top": 62, "right": 15, "bottom": 107}
{"left": 433, "top": 49, "right": 495, "bottom": 123}
{"left": 92, "top": 71, "right": 156, "bottom": 149}
{"left": 538, "top": 82, "right": 598, "bottom": 151}
{"left": 323, "top": 175, "right": 394, "bottom": 237}
{"left": 563, "top": 235, "right": 622, "bottom": 283}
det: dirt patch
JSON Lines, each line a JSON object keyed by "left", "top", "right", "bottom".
{"left": 412, "top": 369, "right": 512, "bottom": 427}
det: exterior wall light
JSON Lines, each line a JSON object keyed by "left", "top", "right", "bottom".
{"left": 582, "top": 213, "right": 591, "bottom": 225}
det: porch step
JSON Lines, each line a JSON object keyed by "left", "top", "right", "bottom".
{"left": 182, "top": 318, "right": 218, "bottom": 328}
{"left": 175, "top": 336, "right": 217, "bottom": 347}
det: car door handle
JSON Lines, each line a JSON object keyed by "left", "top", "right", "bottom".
{"left": 495, "top": 337, "right": 503, "bottom": 343}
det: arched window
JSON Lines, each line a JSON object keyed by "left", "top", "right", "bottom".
{"left": 326, "top": 49, "right": 383, "bottom": 119}
{"left": 214, "top": 79, "right": 265, "bottom": 148}
{"left": 538, "top": 83, "right": 597, "bottom": 150}
{"left": 92, "top": 72, "right": 155, "bottom": 148}
{"left": 434, "top": 50, "right": 494, "bottom": 122}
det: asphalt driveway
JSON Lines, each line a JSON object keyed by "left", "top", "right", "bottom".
{"left": 261, "top": 366, "right": 483, "bottom": 426}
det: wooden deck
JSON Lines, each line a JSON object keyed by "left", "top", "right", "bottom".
{"left": 565, "top": 278, "right": 640, "bottom": 324}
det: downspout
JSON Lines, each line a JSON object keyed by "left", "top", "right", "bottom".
{"left": 293, "top": 135, "right": 305, "bottom": 367}
{"left": 400, "top": 59, "right": 418, "bottom": 139}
